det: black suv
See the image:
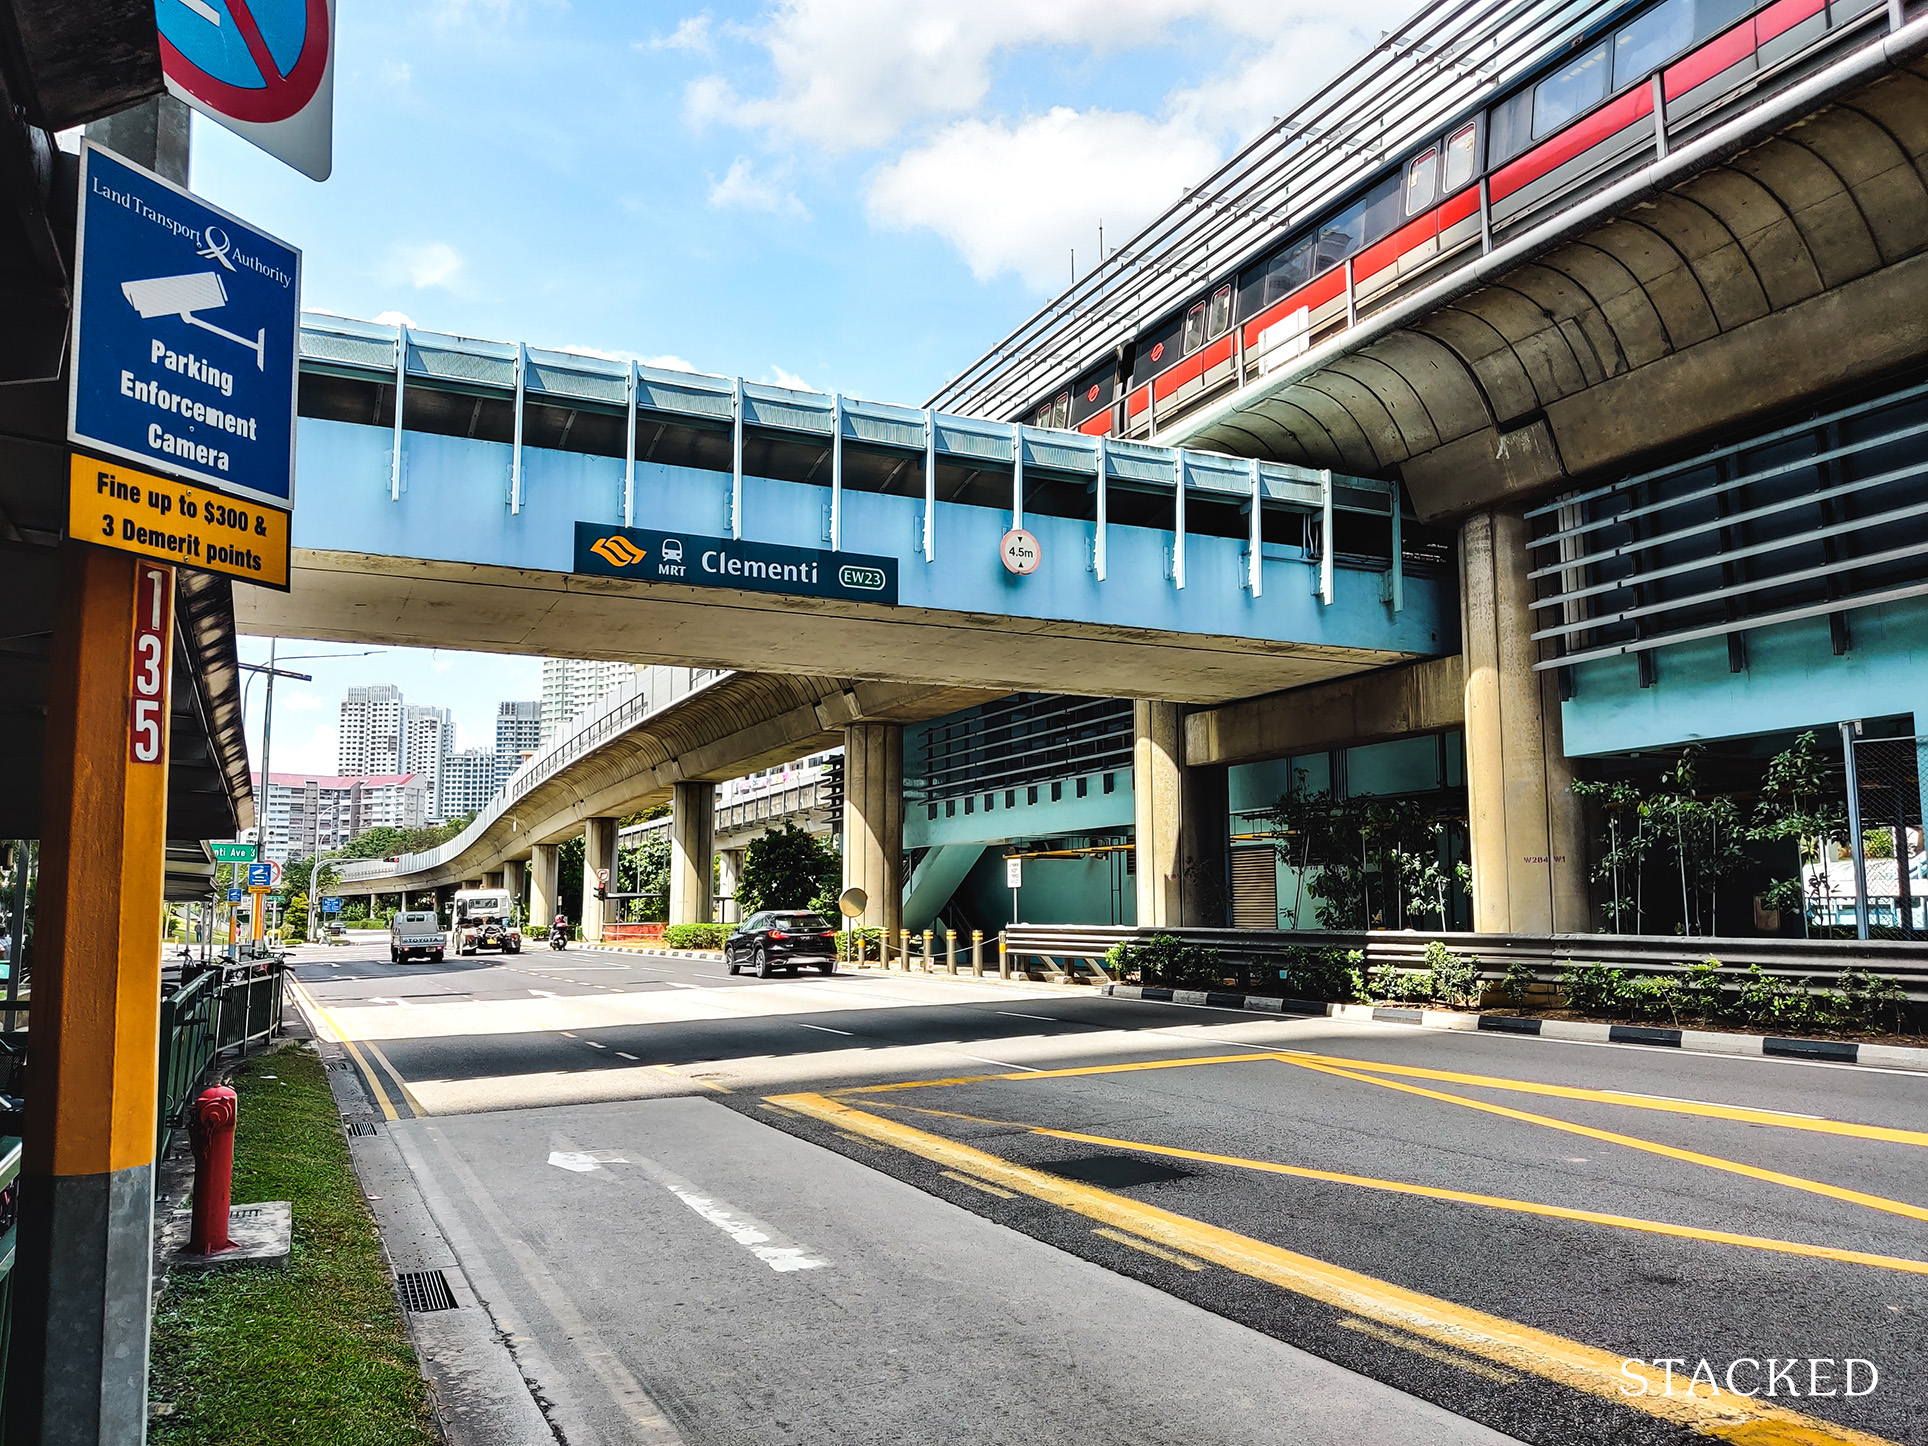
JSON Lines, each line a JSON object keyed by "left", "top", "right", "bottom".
{"left": 725, "top": 912, "right": 838, "bottom": 977}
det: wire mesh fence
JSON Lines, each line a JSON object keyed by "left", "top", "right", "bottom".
{"left": 1842, "top": 734, "right": 1926, "bottom": 940}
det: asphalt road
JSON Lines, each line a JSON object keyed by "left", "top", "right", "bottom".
{"left": 292, "top": 932, "right": 1928, "bottom": 1446}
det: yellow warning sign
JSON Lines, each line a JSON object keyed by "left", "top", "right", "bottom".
{"left": 69, "top": 454, "right": 291, "bottom": 590}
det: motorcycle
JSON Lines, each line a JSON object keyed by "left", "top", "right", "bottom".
{"left": 548, "top": 924, "right": 569, "bottom": 951}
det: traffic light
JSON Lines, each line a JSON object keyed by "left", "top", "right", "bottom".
{"left": 823, "top": 753, "right": 845, "bottom": 821}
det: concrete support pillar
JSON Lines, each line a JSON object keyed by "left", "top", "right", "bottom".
{"left": 582, "top": 819, "right": 617, "bottom": 942}
{"left": 1459, "top": 508, "right": 1589, "bottom": 934}
{"left": 1180, "top": 763, "right": 1230, "bottom": 927}
{"left": 481, "top": 870, "right": 503, "bottom": 889}
{"left": 718, "top": 849, "right": 746, "bottom": 922}
{"left": 9, "top": 549, "right": 173, "bottom": 1443}
{"left": 528, "top": 844, "right": 558, "bottom": 928}
{"left": 1134, "top": 701, "right": 1184, "bottom": 928}
{"left": 503, "top": 858, "right": 526, "bottom": 914}
{"left": 843, "top": 724, "right": 903, "bottom": 936}
{"left": 670, "top": 781, "right": 716, "bottom": 925}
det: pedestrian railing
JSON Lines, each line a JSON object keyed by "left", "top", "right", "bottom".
{"left": 157, "top": 964, "right": 285, "bottom": 1151}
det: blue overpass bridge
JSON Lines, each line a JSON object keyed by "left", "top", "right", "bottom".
{"left": 233, "top": 317, "right": 1451, "bottom": 705}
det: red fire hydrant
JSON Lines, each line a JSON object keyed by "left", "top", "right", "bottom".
{"left": 186, "top": 1085, "right": 238, "bottom": 1255}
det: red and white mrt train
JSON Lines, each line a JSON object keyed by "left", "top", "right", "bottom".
{"left": 1020, "top": 0, "right": 1887, "bottom": 438}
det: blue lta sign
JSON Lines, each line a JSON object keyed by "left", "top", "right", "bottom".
{"left": 68, "top": 143, "right": 302, "bottom": 511}
{"left": 575, "top": 523, "right": 898, "bottom": 606}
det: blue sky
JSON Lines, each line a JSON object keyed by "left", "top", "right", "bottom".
{"left": 203, "top": 0, "right": 1408, "bottom": 773}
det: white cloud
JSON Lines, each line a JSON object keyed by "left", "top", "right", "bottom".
{"left": 269, "top": 722, "right": 340, "bottom": 777}
{"left": 868, "top": 107, "right": 1220, "bottom": 288}
{"left": 647, "top": 15, "right": 713, "bottom": 52}
{"left": 766, "top": 365, "right": 814, "bottom": 391}
{"left": 381, "top": 241, "right": 465, "bottom": 290}
{"left": 282, "top": 690, "right": 325, "bottom": 712}
{"left": 380, "top": 60, "right": 413, "bottom": 85}
{"left": 372, "top": 309, "right": 420, "bottom": 328}
{"left": 707, "top": 158, "right": 808, "bottom": 218}
{"left": 644, "top": 354, "right": 699, "bottom": 372}
{"left": 688, "top": 0, "right": 1365, "bottom": 153}
{"left": 558, "top": 344, "right": 700, "bottom": 372}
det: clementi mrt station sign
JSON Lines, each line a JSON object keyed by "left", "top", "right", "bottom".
{"left": 575, "top": 523, "right": 899, "bottom": 606}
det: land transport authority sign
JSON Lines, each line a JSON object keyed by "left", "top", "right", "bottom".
{"left": 69, "top": 143, "right": 300, "bottom": 513}
{"left": 574, "top": 523, "right": 898, "bottom": 607}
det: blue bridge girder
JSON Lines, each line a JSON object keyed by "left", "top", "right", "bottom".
{"left": 235, "top": 316, "right": 1454, "bottom": 704}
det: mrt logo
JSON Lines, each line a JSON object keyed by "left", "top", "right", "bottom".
{"left": 590, "top": 535, "right": 647, "bottom": 567}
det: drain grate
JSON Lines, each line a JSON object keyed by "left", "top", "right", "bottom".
{"left": 1040, "top": 1155, "right": 1191, "bottom": 1189}
{"left": 395, "top": 1269, "right": 458, "bottom": 1312}
{"left": 346, "top": 1121, "right": 379, "bottom": 1137}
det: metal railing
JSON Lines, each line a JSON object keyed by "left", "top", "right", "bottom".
{"left": 1001, "top": 924, "right": 1928, "bottom": 999}
{"left": 156, "top": 964, "right": 285, "bottom": 1151}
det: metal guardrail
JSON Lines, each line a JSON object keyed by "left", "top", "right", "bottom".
{"left": 156, "top": 964, "right": 285, "bottom": 1151}
{"left": 1002, "top": 925, "right": 1928, "bottom": 998}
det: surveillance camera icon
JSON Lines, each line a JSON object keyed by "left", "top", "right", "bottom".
{"left": 120, "top": 272, "right": 267, "bottom": 370}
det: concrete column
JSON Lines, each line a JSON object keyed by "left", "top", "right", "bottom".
{"left": 1459, "top": 509, "right": 1589, "bottom": 934}
{"left": 582, "top": 818, "right": 617, "bottom": 942}
{"left": 1134, "top": 701, "right": 1184, "bottom": 927}
{"left": 9, "top": 549, "right": 172, "bottom": 1443}
{"left": 481, "top": 870, "right": 503, "bottom": 889}
{"left": 502, "top": 858, "right": 526, "bottom": 913}
{"left": 718, "top": 849, "right": 746, "bottom": 922}
{"left": 1179, "top": 763, "right": 1230, "bottom": 927}
{"left": 528, "top": 844, "right": 558, "bottom": 928}
{"left": 670, "top": 781, "right": 716, "bottom": 924}
{"left": 843, "top": 724, "right": 903, "bottom": 936}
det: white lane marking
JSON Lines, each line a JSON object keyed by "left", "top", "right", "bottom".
{"left": 585, "top": 1040, "right": 607, "bottom": 1049}
{"left": 996, "top": 1011, "right": 1057, "bottom": 1022}
{"left": 528, "top": 989, "right": 557, "bottom": 998}
{"left": 948, "top": 1050, "right": 1041, "bottom": 1072}
{"left": 366, "top": 996, "right": 413, "bottom": 1007}
{"left": 548, "top": 1149, "right": 627, "bottom": 1173}
{"left": 616, "top": 1052, "right": 639, "bottom": 1060}
{"left": 660, "top": 1179, "right": 829, "bottom": 1272}
{"left": 664, "top": 981, "right": 704, "bottom": 990}
{"left": 796, "top": 1023, "right": 853, "bottom": 1036}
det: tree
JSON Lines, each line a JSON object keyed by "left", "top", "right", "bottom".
{"left": 283, "top": 892, "right": 310, "bottom": 940}
{"left": 735, "top": 824, "right": 840, "bottom": 915}
{"left": 1749, "top": 731, "right": 1847, "bottom": 937}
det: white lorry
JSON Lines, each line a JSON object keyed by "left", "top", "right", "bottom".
{"left": 451, "top": 888, "right": 522, "bottom": 956}
{"left": 389, "top": 909, "right": 446, "bottom": 964}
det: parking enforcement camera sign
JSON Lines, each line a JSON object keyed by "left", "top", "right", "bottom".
{"left": 69, "top": 142, "right": 300, "bottom": 512}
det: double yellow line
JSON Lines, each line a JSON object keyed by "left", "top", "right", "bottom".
{"left": 779, "top": 1090, "right": 1897, "bottom": 1446}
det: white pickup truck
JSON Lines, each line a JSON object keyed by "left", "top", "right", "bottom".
{"left": 451, "top": 888, "right": 522, "bottom": 956}
{"left": 389, "top": 910, "right": 447, "bottom": 963}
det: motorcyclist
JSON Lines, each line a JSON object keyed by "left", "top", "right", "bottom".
{"left": 548, "top": 912, "right": 570, "bottom": 948}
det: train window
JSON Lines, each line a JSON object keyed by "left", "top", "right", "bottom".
{"left": 1404, "top": 146, "right": 1439, "bottom": 215}
{"left": 1051, "top": 392, "right": 1071, "bottom": 428}
{"left": 1443, "top": 123, "right": 1477, "bottom": 192}
{"left": 1488, "top": 88, "right": 1534, "bottom": 166}
{"left": 1207, "top": 285, "right": 1232, "bottom": 339}
{"left": 1532, "top": 42, "right": 1608, "bottom": 139}
{"left": 1614, "top": 0, "right": 1692, "bottom": 88}
{"left": 1260, "top": 238, "right": 1316, "bottom": 306}
{"left": 1182, "top": 302, "right": 1206, "bottom": 355}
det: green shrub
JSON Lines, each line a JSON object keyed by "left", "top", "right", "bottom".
{"left": 835, "top": 927, "right": 884, "bottom": 963}
{"left": 1424, "top": 940, "right": 1481, "bottom": 1007}
{"left": 1624, "top": 971, "right": 1685, "bottom": 1024}
{"left": 662, "top": 922, "right": 730, "bottom": 951}
{"left": 1275, "top": 946, "right": 1360, "bottom": 1002}
{"left": 1559, "top": 962, "right": 1632, "bottom": 1016}
{"left": 1106, "top": 934, "right": 1222, "bottom": 988}
{"left": 1836, "top": 966, "right": 1910, "bottom": 1034}
{"left": 1499, "top": 958, "right": 1541, "bottom": 1007}
{"left": 1678, "top": 958, "right": 1726, "bottom": 1021}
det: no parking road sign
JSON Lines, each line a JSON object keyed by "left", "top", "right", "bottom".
{"left": 70, "top": 144, "right": 300, "bottom": 516}
{"left": 158, "top": 0, "right": 337, "bottom": 181}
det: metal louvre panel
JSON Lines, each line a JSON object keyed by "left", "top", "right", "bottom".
{"left": 1530, "top": 376, "right": 1928, "bottom": 669}
{"left": 407, "top": 330, "right": 516, "bottom": 389}
{"left": 1230, "top": 847, "right": 1280, "bottom": 929}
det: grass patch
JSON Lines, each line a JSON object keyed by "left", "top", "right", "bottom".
{"left": 150, "top": 1045, "right": 440, "bottom": 1446}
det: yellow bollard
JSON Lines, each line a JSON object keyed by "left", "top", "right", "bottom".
{"left": 900, "top": 929, "right": 911, "bottom": 971}
{"left": 971, "top": 930, "right": 983, "bottom": 978}
{"left": 921, "top": 929, "right": 933, "bottom": 973}
{"left": 999, "top": 931, "right": 1010, "bottom": 980}
{"left": 945, "top": 928, "right": 957, "bottom": 974}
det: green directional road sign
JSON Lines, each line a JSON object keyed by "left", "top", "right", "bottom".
{"left": 209, "top": 841, "right": 258, "bottom": 864}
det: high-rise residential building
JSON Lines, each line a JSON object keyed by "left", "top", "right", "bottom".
{"left": 251, "top": 771, "right": 430, "bottom": 864}
{"left": 399, "top": 704, "right": 453, "bottom": 818}
{"left": 337, "top": 684, "right": 403, "bottom": 776}
{"left": 439, "top": 748, "right": 502, "bottom": 822}
{"left": 496, "top": 700, "right": 541, "bottom": 758}
{"left": 539, "top": 658, "right": 634, "bottom": 743}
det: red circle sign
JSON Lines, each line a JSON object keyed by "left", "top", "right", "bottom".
{"left": 1000, "top": 529, "right": 1041, "bottom": 576}
{"left": 161, "top": 0, "right": 331, "bottom": 125}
